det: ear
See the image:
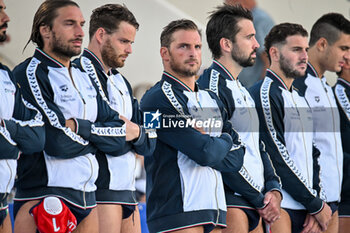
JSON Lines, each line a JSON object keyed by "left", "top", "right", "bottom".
{"left": 39, "top": 25, "right": 51, "bottom": 40}
{"left": 269, "top": 46, "right": 279, "bottom": 62}
{"left": 160, "top": 46, "right": 170, "bottom": 61}
{"left": 316, "top": 37, "right": 328, "bottom": 52}
{"left": 95, "top": 28, "right": 106, "bottom": 44}
{"left": 219, "top": 37, "right": 232, "bottom": 54}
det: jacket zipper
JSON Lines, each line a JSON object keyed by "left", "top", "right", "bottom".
{"left": 213, "top": 169, "right": 220, "bottom": 225}
{"left": 82, "top": 155, "right": 93, "bottom": 209}
{"left": 291, "top": 93, "right": 310, "bottom": 184}
{"left": 237, "top": 80, "right": 263, "bottom": 183}
{"left": 3, "top": 160, "right": 12, "bottom": 202}
{"left": 109, "top": 77, "right": 126, "bottom": 116}
{"left": 320, "top": 80, "right": 341, "bottom": 198}
{"left": 68, "top": 71, "right": 86, "bottom": 119}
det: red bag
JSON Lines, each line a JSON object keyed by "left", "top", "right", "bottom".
{"left": 30, "top": 196, "right": 77, "bottom": 233}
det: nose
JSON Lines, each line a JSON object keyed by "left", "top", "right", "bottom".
{"left": 189, "top": 46, "right": 200, "bottom": 58}
{"left": 76, "top": 24, "right": 84, "bottom": 38}
{"left": 253, "top": 37, "right": 260, "bottom": 50}
{"left": 125, "top": 43, "right": 132, "bottom": 54}
{"left": 1, "top": 11, "right": 9, "bottom": 23}
{"left": 301, "top": 49, "right": 308, "bottom": 61}
{"left": 344, "top": 50, "right": 350, "bottom": 60}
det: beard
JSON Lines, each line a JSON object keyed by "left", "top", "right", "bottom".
{"left": 279, "top": 53, "right": 306, "bottom": 79}
{"left": 231, "top": 44, "right": 257, "bottom": 67}
{"left": 101, "top": 38, "right": 125, "bottom": 68}
{"left": 169, "top": 52, "right": 201, "bottom": 78}
{"left": 51, "top": 31, "right": 82, "bottom": 59}
{"left": 0, "top": 23, "right": 8, "bottom": 42}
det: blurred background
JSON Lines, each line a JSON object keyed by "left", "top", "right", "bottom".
{"left": 2, "top": 0, "right": 350, "bottom": 88}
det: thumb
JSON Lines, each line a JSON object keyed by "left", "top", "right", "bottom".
{"left": 264, "top": 194, "right": 272, "bottom": 205}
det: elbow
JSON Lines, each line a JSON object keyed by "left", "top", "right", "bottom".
{"left": 195, "top": 147, "right": 220, "bottom": 167}
{"left": 19, "top": 132, "right": 45, "bottom": 154}
{"left": 98, "top": 138, "right": 126, "bottom": 155}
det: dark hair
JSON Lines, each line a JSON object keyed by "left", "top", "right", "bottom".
{"left": 264, "top": 23, "right": 308, "bottom": 62}
{"left": 310, "top": 13, "right": 350, "bottom": 47}
{"left": 206, "top": 4, "right": 253, "bottom": 59}
{"left": 89, "top": 4, "right": 139, "bottom": 41}
{"left": 160, "top": 19, "right": 201, "bottom": 48}
{"left": 25, "top": 0, "right": 79, "bottom": 50}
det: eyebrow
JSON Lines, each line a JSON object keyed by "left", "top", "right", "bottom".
{"left": 63, "top": 19, "right": 85, "bottom": 24}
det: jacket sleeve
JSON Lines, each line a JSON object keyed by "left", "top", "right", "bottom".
{"left": 0, "top": 121, "right": 20, "bottom": 159}
{"left": 312, "top": 142, "right": 326, "bottom": 200}
{"left": 260, "top": 140, "right": 282, "bottom": 194}
{"left": 127, "top": 80, "right": 156, "bottom": 156}
{"left": 253, "top": 81, "right": 324, "bottom": 215}
{"left": 141, "top": 86, "right": 244, "bottom": 173}
{"left": 223, "top": 140, "right": 282, "bottom": 209}
{"left": 1, "top": 70, "right": 45, "bottom": 159}
{"left": 212, "top": 80, "right": 268, "bottom": 207}
{"left": 210, "top": 91, "right": 245, "bottom": 172}
{"left": 75, "top": 76, "right": 127, "bottom": 156}
{"left": 202, "top": 72, "right": 267, "bottom": 206}
{"left": 4, "top": 97, "right": 45, "bottom": 156}
{"left": 13, "top": 61, "right": 96, "bottom": 159}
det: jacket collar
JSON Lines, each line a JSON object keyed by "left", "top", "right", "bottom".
{"left": 265, "top": 69, "right": 290, "bottom": 91}
{"left": 211, "top": 60, "right": 236, "bottom": 81}
{"left": 34, "top": 48, "right": 69, "bottom": 68}
{"left": 162, "top": 71, "right": 198, "bottom": 92}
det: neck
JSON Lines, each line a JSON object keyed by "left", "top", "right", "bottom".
{"left": 340, "top": 69, "right": 350, "bottom": 83}
{"left": 216, "top": 56, "right": 242, "bottom": 80}
{"left": 164, "top": 69, "right": 196, "bottom": 91}
{"left": 87, "top": 43, "right": 110, "bottom": 74}
{"left": 308, "top": 48, "right": 325, "bottom": 78}
{"left": 269, "top": 63, "right": 294, "bottom": 90}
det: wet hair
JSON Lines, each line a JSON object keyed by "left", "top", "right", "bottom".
{"left": 206, "top": 4, "right": 253, "bottom": 59}
{"left": 160, "top": 19, "right": 201, "bottom": 48}
{"left": 25, "top": 0, "right": 79, "bottom": 50}
{"left": 309, "top": 13, "right": 350, "bottom": 47}
{"left": 89, "top": 4, "right": 139, "bottom": 40}
{"left": 264, "top": 23, "right": 308, "bottom": 62}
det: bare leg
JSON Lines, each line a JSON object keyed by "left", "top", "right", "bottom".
{"left": 73, "top": 207, "right": 98, "bottom": 233}
{"left": 223, "top": 208, "right": 249, "bottom": 233}
{"left": 97, "top": 204, "right": 123, "bottom": 233}
{"left": 339, "top": 216, "right": 350, "bottom": 233}
{"left": 250, "top": 218, "right": 263, "bottom": 233}
{"left": 211, "top": 227, "right": 222, "bottom": 233}
{"left": 323, "top": 211, "right": 338, "bottom": 233}
{"left": 270, "top": 208, "right": 292, "bottom": 233}
{"left": 14, "top": 200, "right": 39, "bottom": 233}
{"left": 0, "top": 212, "right": 12, "bottom": 233}
{"left": 121, "top": 205, "right": 141, "bottom": 233}
{"left": 172, "top": 225, "right": 204, "bottom": 233}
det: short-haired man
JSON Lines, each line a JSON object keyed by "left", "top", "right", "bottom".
{"left": 198, "top": 5, "right": 281, "bottom": 233}
{"left": 334, "top": 59, "right": 350, "bottom": 233}
{"left": 224, "top": 0, "right": 274, "bottom": 88}
{"left": 140, "top": 19, "right": 246, "bottom": 233}
{"left": 12, "top": 1, "right": 136, "bottom": 232}
{"left": 74, "top": 4, "right": 156, "bottom": 233}
{"left": 293, "top": 13, "right": 350, "bottom": 233}
{"left": 250, "top": 23, "right": 332, "bottom": 233}
{"left": 0, "top": 1, "right": 45, "bottom": 233}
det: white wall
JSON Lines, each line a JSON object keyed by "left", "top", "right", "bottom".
{"left": 4, "top": 0, "right": 213, "bottom": 87}
{"left": 2, "top": 0, "right": 350, "bottom": 87}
